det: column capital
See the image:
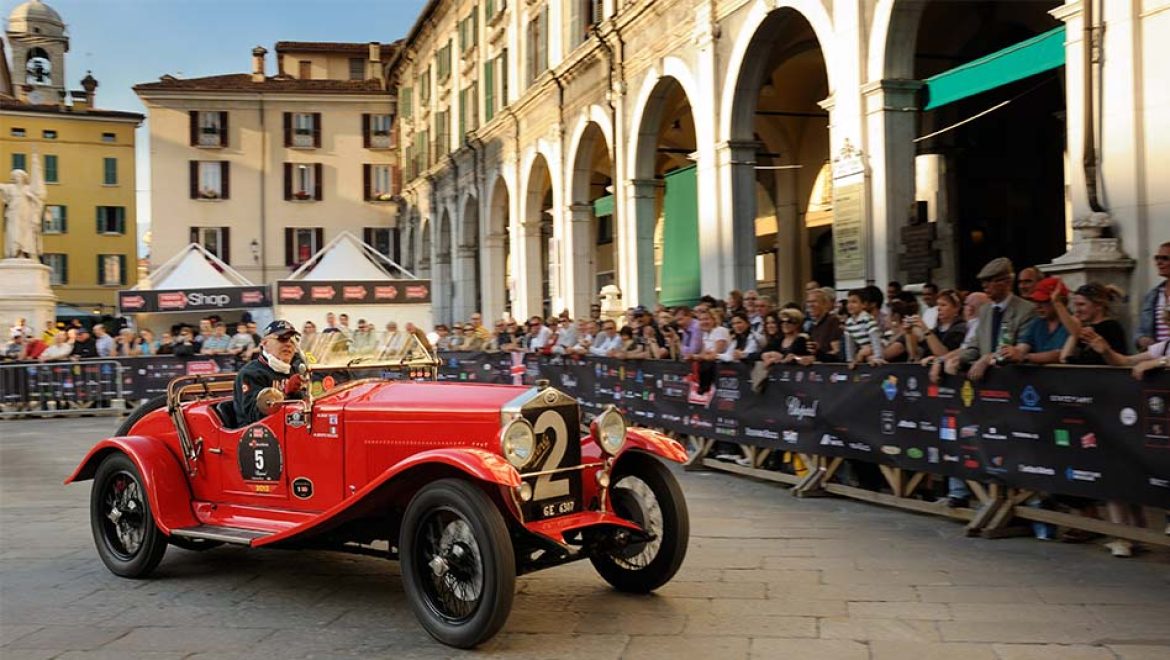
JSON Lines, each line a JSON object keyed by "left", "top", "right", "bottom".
{"left": 627, "top": 179, "right": 664, "bottom": 198}
{"left": 861, "top": 79, "right": 924, "bottom": 113}
{"left": 716, "top": 140, "right": 759, "bottom": 166}
{"left": 567, "top": 204, "right": 594, "bottom": 219}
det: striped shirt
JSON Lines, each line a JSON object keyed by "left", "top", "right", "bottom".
{"left": 1156, "top": 289, "right": 1170, "bottom": 342}
{"left": 844, "top": 312, "right": 877, "bottom": 347}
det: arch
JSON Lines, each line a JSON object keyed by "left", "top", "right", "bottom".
{"left": 455, "top": 192, "right": 481, "bottom": 320}
{"left": 566, "top": 120, "right": 616, "bottom": 316}
{"left": 520, "top": 154, "right": 555, "bottom": 318}
{"left": 417, "top": 216, "right": 433, "bottom": 280}
{"left": 868, "top": 0, "right": 927, "bottom": 82}
{"left": 486, "top": 174, "right": 511, "bottom": 319}
{"left": 627, "top": 59, "right": 706, "bottom": 181}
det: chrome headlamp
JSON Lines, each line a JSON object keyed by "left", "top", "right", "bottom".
{"left": 500, "top": 417, "right": 536, "bottom": 468}
{"left": 592, "top": 406, "right": 627, "bottom": 456}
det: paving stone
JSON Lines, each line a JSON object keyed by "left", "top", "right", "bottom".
{"left": 622, "top": 635, "right": 750, "bottom": 660}
{"left": 684, "top": 613, "right": 817, "bottom": 638}
{"left": 869, "top": 640, "right": 999, "bottom": 660}
{"left": 847, "top": 601, "right": 953, "bottom": 620}
{"left": 1106, "top": 644, "right": 1170, "bottom": 660}
{"left": 749, "top": 638, "right": 868, "bottom": 660}
{"left": 918, "top": 586, "right": 1045, "bottom": 604}
{"left": 820, "top": 617, "right": 941, "bottom": 642}
{"left": 101, "top": 626, "right": 275, "bottom": 652}
{"left": 3, "top": 625, "right": 129, "bottom": 651}
{"left": 938, "top": 621, "right": 1112, "bottom": 644}
{"left": 991, "top": 644, "right": 1117, "bottom": 659}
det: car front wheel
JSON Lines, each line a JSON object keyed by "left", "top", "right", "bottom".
{"left": 590, "top": 453, "right": 690, "bottom": 593}
{"left": 399, "top": 479, "right": 515, "bottom": 649}
{"left": 90, "top": 452, "right": 167, "bottom": 578}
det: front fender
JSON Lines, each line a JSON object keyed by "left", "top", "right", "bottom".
{"left": 64, "top": 437, "right": 198, "bottom": 534}
{"left": 619, "top": 427, "right": 688, "bottom": 464}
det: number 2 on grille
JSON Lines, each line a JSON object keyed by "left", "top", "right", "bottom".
{"left": 531, "top": 410, "right": 570, "bottom": 501}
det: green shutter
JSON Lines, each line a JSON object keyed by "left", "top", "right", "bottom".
{"left": 660, "top": 165, "right": 701, "bottom": 307}
{"left": 104, "top": 157, "right": 117, "bottom": 185}
{"left": 486, "top": 0, "right": 495, "bottom": 19}
{"left": 61, "top": 205, "right": 68, "bottom": 233}
{"left": 924, "top": 26, "right": 1066, "bottom": 111}
{"left": 44, "top": 155, "right": 58, "bottom": 183}
{"left": 12, "top": 153, "right": 26, "bottom": 171}
{"left": 593, "top": 194, "right": 614, "bottom": 217}
{"left": 400, "top": 87, "right": 412, "bottom": 119}
{"left": 484, "top": 61, "right": 495, "bottom": 121}
{"left": 459, "top": 88, "right": 467, "bottom": 140}
{"left": 117, "top": 207, "right": 126, "bottom": 234}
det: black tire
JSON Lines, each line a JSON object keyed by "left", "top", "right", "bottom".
{"left": 90, "top": 452, "right": 168, "bottom": 578}
{"left": 399, "top": 479, "right": 515, "bottom": 649}
{"left": 590, "top": 453, "right": 690, "bottom": 593}
{"left": 115, "top": 395, "right": 167, "bottom": 437}
{"left": 169, "top": 537, "right": 224, "bottom": 552}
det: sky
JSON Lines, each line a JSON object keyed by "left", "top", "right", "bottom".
{"left": 3, "top": 0, "right": 428, "bottom": 255}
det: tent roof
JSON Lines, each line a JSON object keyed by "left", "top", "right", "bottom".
{"left": 136, "top": 243, "right": 254, "bottom": 290}
{"left": 287, "top": 231, "right": 416, "bottom": 281}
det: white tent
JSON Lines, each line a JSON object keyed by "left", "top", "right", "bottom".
{"left": 274, "top": 232, "right": 432, "bottom": 331}
{"left": 136, "top": 243, "right": 252, "bottom": 290}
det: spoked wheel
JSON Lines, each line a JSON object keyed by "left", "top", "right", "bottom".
{"left": 90, "top": 452, "right": 167, "bottom": 578}
{"left": 399, "top": 479, "right": 515, "bottom": 649}
{"left": 590, "top": 453, "right": 689, "bottom": 593}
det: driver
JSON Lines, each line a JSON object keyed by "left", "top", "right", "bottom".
{"left": 233, "top": 320, "right": 306, "bottom": 426}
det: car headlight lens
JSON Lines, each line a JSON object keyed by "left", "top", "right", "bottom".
{"left": 501, "top": 418, "right": 536, "bottom": 468}
{"left": 593, "top": 407, "right": 627, "bottom": 455}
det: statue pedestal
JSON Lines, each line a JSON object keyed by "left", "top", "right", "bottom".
{"left": 1040, "top": 215, "right": 1135, "bottom": 293}
{"left": 0, "top": 258, "right": 58, "bottom": 335}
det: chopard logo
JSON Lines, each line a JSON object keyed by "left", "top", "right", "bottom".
{"left": 785, "top": 397, "right": 819, "bottom": 420}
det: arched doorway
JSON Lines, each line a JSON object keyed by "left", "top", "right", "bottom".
{"left": 523, "top": 154, "right": 554, "bottom": 318}
{"left": 435, "top": 210, "right": 453, "bottom": 323}
{"left": 456, "top": 194, "right": 481, "bottom": 321}
{"left": 418, "top": 217, "right": 433, "bottom": 280}
{"left": 728, "top": 8, "right": 831, "bottom": 304}
{"left": 487, "top": 175, "right": 510, "bottom": 320}
{"left": 569, "top": 121, "right": 615, "bottom": 316}
{"left": 632, "top": 77, "right": 698, "bottom": 307}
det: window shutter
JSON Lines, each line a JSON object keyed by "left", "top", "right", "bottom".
{"left": 190, "top": 227, "right": 199, "bottom": 245}
{"left": 96, "top": 255, "right": 102, "bottom": 285}
{"left": 313, "top": 228, "right": 324, "bottom": 254}
{"left": 117, "top": 208, "right": 126, "bottom": 235}
{"left": 392, "top": 164, "right": 401, "bottom": 194}
{"left": 392, "top": 227, "right": 402, "bottom": 264}
{"left": 362, "top": 113, "right": 371, "bottom": 148}
{"left": 283, "top": 163, "right": 292, "bottom": 200}
{"left": 221, "top": 227, "right": 231, "bottom": 264}
{"left": 189, "top": 111, "right": 198, "bottom": 146}
{"left": 95, "top": 208, "right": 101, "bottom": 234}
{"left": 62, "top": 255, "right": 68, "bottom": 285}
{"left": 284, "top": 228, "right": 294, "bottom": 266}
{"left": 570, "top": 0, "right": 581, "bottom": 47}
{"left": 119, "top": 255, "right": 126, "bottom": 286}
{"left": 220, "top": 161, "right": 231, "bottom": 199}
{"left": 312, "top": 113, "right": 322, "bottom": 148}
{"left": 314, "top": 163, "right": 323, "bottom": 200}
{"left": 283, "top": 112, "right": 292, "bottom": 147}
{"left": 60, "top": 205, "right": 67, "bottom": 233}
{"left": 190, "top": 161, "right": 198, "bottom": 199}
{"left": 363, "top": 227, "right": 373, "bottom": 245}
{"left": 500, "top": 50, "right": 508, "bottom": 104}
{"left": 219, "top": 111, "right": 229, "bottom": 147}
{"left": 363, "top": 164, "right": 371, "bottom": 201}
{"left": 484, "top": 61, "right": 494, "bottom": 121}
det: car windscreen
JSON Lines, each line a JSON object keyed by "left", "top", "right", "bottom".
{"left": 298, "top": 330, "right": 436, "bottom": 369}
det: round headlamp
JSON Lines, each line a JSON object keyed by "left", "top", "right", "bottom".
{"left": 592, "top": 407, "right": 627, "bottom": 455}
{"left": 501, "top": 418, "right": 536, "bottom": 468}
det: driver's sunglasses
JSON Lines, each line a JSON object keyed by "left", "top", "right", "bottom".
{"left": 273, "top": 335, "right": 297, "bottom": 343}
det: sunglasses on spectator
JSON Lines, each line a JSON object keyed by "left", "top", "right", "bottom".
{"left": 780, "top": 319, "right": 797, "bottom": 324}
{"left": 1155, "top": 255, "right": 1170, "bottom": 262}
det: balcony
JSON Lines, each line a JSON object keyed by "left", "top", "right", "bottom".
{"left": 197, "top": 128, "right": 224, "bottom": 148}
{"left": 292, "top": 129, "right": 315, "bottom": 149}
{"left": 369, "top": 131, "right": 392, "bottom": 149}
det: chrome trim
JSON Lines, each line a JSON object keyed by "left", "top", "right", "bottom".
{"left": 500, "top": 387, "right": 539, "bottom": 425}
{"left": 518, "top": 461, "right": 605, "bottom": 479}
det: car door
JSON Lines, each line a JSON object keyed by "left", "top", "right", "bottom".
{"left": 217, "top": 410, "right": 290, "bottom": 502}
{"left": 279, "top": 401, "right": 347, "bottom": 512}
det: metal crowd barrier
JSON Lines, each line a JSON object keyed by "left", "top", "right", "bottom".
{"left": 0, "top": 360, "right": 127, "bottom": 419}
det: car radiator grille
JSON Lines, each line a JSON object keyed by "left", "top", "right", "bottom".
{"left": 518, "top": 400, "right": 583, "bottom": 521}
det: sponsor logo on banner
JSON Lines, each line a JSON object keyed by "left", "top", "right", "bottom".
{"left": 830, "top": 372, "right": 848, "bottom": 383}
{"left": 881, "top": 411, "right": 896, "bottom": 435}
{"left": 1019, "top": 464, "right": 1056, "bottom": 476}
{"left": 808, "top": 371, "right": 824, "bottom": 383}
{"left": 927, "top": 447, "right": 940, "bottom": 463}
{"left": 819, "top": 433, "right": 844, "bottom": 447}
{"left": 906, "top": 447, "right": 924, "bottom": 459}
{"left": 1148, "top": 395, "right": 1166, "bottom": 415}
{"left": 795, "top": 370, "right": 805, "bottom": 383}
{"left": 1019, "top": 385, "right": 1042, "bottom": 412}
{"left": 961, "top": 381, "right": 975, "bottom": 407}
{"left": 1050, "top": 394, "right": 1093, "bottom": 407}
{"left": 785, "top": 396, "right": 818, "bottom": 421}
{"left": 848, "top": 441, "right": 873, "bottom": 453}
{"left": 279, "top": 285, "right": 305, "bottom": 301}
{"left": 187, "top": 292, "right": 231, "bottom": 307}
{"left": 343, "top": 285, "right": 368, "bottom": 300}
{"left": 919, "top": 421, "right": 938, "bottom": 433}
{"left": 782, "top": 430, "right": 799, "bottom": 444}
{"left": 1120, "top": 407, "right": 1138, "bottom": 426}
{"left": 881, "top": 445, "right": 901, "bottom": 456}
{"left": 745, "top": 427, "right": 779, "bottom": 441}
{"left": 897, "top": 420, "right": 917, "bottom": 430}
{"left": 241, "top": 289, "right": 265, "bottom": 304}
{"left": 1011, "top": 431, "right": 1040, "bottom": 440}
{"left": 882, "top": 375, "right": 898, "bottom": 401}
{"left": 1054, "top": 428, "right": 1071, "bottom": 446}
{"left": 1066, "top": 468, "right": 1101, "bottom": 482}
{"left": 1151, "top": 477, "right": 1170, "bottom": 488}
{"left": 979, "top": 388, "right": 1011, "bottom": 403}
{"left": 928, "top": 384, "right": 956, "bottom": 399}
{"left": 963, "top": 457, "right": 980, "bottom": 469}
{"left": 903, "top": 376, "right": 922, "bottom": 401}
{"left": 960, "top": 424, "right": 979, "bottom": 439}
{"left": 559, "top": 374, "right": 578, "bottom": 388}
{"left": 985, "top": 455, "right": 1008, "bottom": 473}
{"left": 687, "top": 414, "right": 713, "bottom": 430}
{"left": 159, "top": 292, "right": 187, "bottom": 310}
{"left": 375, "top": 285, "right": 399, "bottom": 300}
{"left": 185, "top": 360, "right": 220, "bottom": 375}
{"left": 940, "top": 416, "right": 957, "bottom": 441}
{"left": 981, "top": 427, "right": 1007, "bottom": 440}
{"left": 1080, "top": 432, "right": 1098, "bottom": 449}
{"left": 943, "top": 453, "right": 961, "bottom": 463}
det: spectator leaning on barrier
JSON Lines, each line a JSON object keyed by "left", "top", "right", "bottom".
{"left": 525, "top": 316, "right": 553, "bottom": 353}
{"left": 915, "top": 289, "right": 968, "bottom": 366}
{"left": 843, "top": 289, "right": 882, "bottom": 367}
{"left": 674, "top": 306, "right": 703, "bottom": 358}
{"left": 114, "top": 328, "right": 138, "bottom": 357}
{"left": 71, "top": 327, "right": 97, "bottom": 358}
{"left": 351, "top": 319, "right": 378, "bottom": 354}
{"left": 804, "top": 287, "right": 842, "bottom": 362}
{"left": 728, "top": 311, "right": 759, "bottom": 361}
{"left": 957, "top": 257, "right": 1035, "bottom": 381}
{"left": 156, "top": 331, "right": 175, "bottom": 356}
{"left": 877, "top": 295, "right": 921, "bottom": 364}
{"left": 1056, "top": 283, "right": 1129, "bottom": 365}
{"left": 172, "top": 327, "right": 199, "bottom": 357}
{"left": 996, "top": 277, "right": 1069, "bottom": 366}
{"left": 589, "top": 319, "right": 622, "bottom": 357}
{"left": 93, "top": 324, "right": 114, "bottom": 358}
{"left": 4, "top": 330, "right": 25, "bottom": 360}
{"left": 138, "top": 328, "right": 159, "bottom": 356}
{"left": 228, "top": 322, "right": 257, "bottom": 358}
{"left": 469, "top": 312, "right": 492, "bottom": 345}
{"left": 744, "top": 290, "right": 762, "bottom": 334}
{"left": 767, "top": 308, "right": 811, "bottom": 366}
{"left": 39, "top": 331, "right": 73, "bottom": 361}
{"left": 640, "top": 323, "right": 669, "bottom": 359}
{"left": 693, "top": 308, "right": 733, "bottom": 362}
{"left": 1137, "top": 242, "right": 1170, "bottom": 350}
{"left": 551, "top": 317, "right": 578, "bottom": 355}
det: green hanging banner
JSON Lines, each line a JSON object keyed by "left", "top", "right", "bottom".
{"left": 592, "top": 194, "right": 614, "bottom": 218}
{"left": 923, "top": 26, "right": 1065, "bottom": 111}
{"left": 660, "top": 165, "right": 700, "bottom": 307}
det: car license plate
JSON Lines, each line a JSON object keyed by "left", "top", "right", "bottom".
{"left": 535, "top": 496, "right": 577, "bottom": 520}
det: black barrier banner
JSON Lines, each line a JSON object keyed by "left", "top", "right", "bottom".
{"left": 434, "top": 352, "right": 1170, "bottom": 507}
{"left": 116, "top": 356, "right": 239, "bottom": 399}
{"left": 275, "top": 280, "right": 432, "bottom": 305}
{"left": 118, "top": 286, "right": 270, "bottom": 314}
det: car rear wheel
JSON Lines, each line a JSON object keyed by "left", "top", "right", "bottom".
{"left": 90, "top": 452, "right": 167, "bottom": 578}
{"left": 590, "top": 453, "right": 689, "bottom": 593}
{"left": 399, "top": 479, "right": 515, "bottom": 649}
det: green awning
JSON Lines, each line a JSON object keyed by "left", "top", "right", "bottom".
{"left": 923, "top": 26, "right": 1065, "bottom": 111}
{"left": 593, "top": 194, "right": 614, "bottom": 217}
{"left": 660, "top": 165, "right": 700, "bottom": 307}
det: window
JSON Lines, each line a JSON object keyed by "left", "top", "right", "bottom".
{"left": 96, "top": 206, "right": 126, "bottom": 234}
{"left": 103, "top": 157, "right": 117, "bottom": 185}
{"left": 400, "top": 86, "right": 413, "bottom": 119}
{"left": 285, "top": 227, "right": 323, "bottom": 266}
{"left": 460, "top": 7, "right": 479, "bottom": 53}
{"left": 44, "top": 205, "right": 67, "bottom": 234}
{"left": 10, "top": 127, "right": 25, "bottom": 137}
{"left": 437, "top": 41, "right": 452, "bottom": 83}
{"left": 527, "top": 7, "right": 548, "bottom": 84}
{"left": 285, "top": 112, "right": 321, "bottom": 148}
{"left": 460, "top": 83, "right": 478, "bottom": 139}
{"left": 12, "top": 153, "right": 26, "bottom": 172}
{"left": 364, "top": 164, "right": 397, "bottom": 201}
{"left": 349, "top": 57, "right": 365, "bottom": 80}
{"left": 284, "top": 162, "right": 322, "bottom": 201}
{"left": 42, "top": 254, "right": 67, "bottom": 285}
{"left": 190, "top": 227, "right": 230, "bottom": 262}
{"left": 44, "top": 155, "right": 58, "bottom": 183}
{"left": 569, "top": 0, "right": 602, "bottom": 50}
{"left": 363, "top": 113, "right": 394, "bottom": 149}
{"left": 102, "top": 132, "right": 116, "bottom": 143}
{"left": 419, "top": 67, "right": 431, "bottom": 103}
{"left": 416, "top": 129, "right": 429, "bottom": 172}
{"left": 98, "top": 254, "right": 126, "bottom": 286}
{"left": 486, "top": 0, "right": 506, "bottom": 21}
{"left": 298, "top": 60, "right": 312, "bottom": 79}
{"left": 597, "top": 215, "right": 613, "bottom": 245}
{"left": 42, "top": 129, "right": 57, "bottom": 140}
{"left": 190, "top": 111, "right": 228, "bottom": 147}
{"left": 190, "top": 161, "right": 230, "bottom": 199}
{"left": 363, "top": 227, "right": 400, "bottom": 263}
{"left": 434, "top": 111, "right": 449, "bottom": 160}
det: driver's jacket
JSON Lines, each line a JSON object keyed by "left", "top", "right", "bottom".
{"left": 233, "top": 354, "right": 305, "bottom": 426}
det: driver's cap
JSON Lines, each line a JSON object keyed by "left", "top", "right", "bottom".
{"left": 264, "top": 320, "right": 300, "bottom": 339}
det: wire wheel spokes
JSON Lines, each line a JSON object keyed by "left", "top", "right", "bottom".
{"left": 611, "top": 476, "right": 665, "bottom": 570}
{"left": 417, "top": 509, "right": 484, "bottom": 623}
{"left": 101, "top": 471, "right": 147, "bottom": 559}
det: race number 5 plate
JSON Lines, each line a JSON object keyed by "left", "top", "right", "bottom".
{"left": 534, "top": 496, "right": 577, "bottom": 520}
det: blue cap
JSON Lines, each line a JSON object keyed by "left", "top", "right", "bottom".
{"left": 263, "top": 320, "right": 300, "bottom": 338}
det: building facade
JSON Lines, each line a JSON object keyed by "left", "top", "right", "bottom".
{"left": 1, "top": 0, "right": 143, "bottom": 311}
{"left": 134, "top": 41, "right": 402, "bottom": 286}
{"left": 391, "top": 0, "right": 1168, "bottom": 325}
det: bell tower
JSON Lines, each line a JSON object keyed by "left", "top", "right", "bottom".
{"left": 5, "top": 0, "right": 69, "bottom": 104}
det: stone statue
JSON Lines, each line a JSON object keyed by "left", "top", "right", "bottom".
{"left": 1, "top": 154, "right": 47, "bottom": 259}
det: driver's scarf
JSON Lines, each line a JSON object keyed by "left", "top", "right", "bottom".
{"left": 262, "top": 349, "right": 292, "bottom": 375}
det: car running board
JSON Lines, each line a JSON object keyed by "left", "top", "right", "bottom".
{"left": 171, "top": 525, "right": 273, "bottom": 546}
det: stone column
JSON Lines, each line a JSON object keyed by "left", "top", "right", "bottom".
{"left": 624, "top": 179, "right": 662, "bottom": 309}
{"left": 453, "top": 244, "right": 479, "bottom": 323}
{"left": 433, "top": 249, "right": 453, "bottom": 324}
{"left": 564, "top": 204, "right": 596, "bottom": 317}
{"left": 715, "top": 140, "right": 760, "bottom": 294}
{"left": 480, "top": 230, "right": 507, "bottom": 323}
{"left": 516, "top": 219, "right": 544, "bottom": 319}
{"left": 861, "top": 79, "right": 921, "bottom": 289}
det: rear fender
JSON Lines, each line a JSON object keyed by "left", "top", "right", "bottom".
{"left": 65, "top": 437, "right": 198, "bottom": 534}
{"left": 618, "top": 427, "right": 688, "bottom": 465}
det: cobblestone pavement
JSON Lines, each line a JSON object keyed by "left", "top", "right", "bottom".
{"left": 1, "top": 417, "right": 1169, "bottom": 659}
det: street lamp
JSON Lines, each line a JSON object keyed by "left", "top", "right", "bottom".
{"left": 250, "top": 239, "right": 260, "bottom": 263}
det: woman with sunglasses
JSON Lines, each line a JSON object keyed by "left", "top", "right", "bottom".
{"left": 760, "top": 310, "right": 811, "bottom": 366}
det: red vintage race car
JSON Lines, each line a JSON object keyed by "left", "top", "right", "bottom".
{"left": 66, "top": 332, "right": 689, "bottom": 648}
